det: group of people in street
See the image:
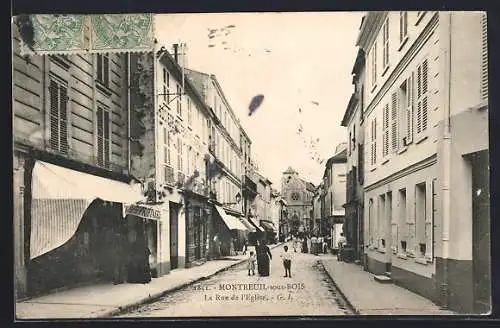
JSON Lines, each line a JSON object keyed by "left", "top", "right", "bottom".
{"left": 291, "top": 235, "right": 329, "bottom": 255}
{"left": 247, "top": 240, "right": 294, "bottom": 278}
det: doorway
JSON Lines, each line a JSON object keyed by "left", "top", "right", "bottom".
{"left": 470, "top": 150, "right": 491, "bottom": 314}
{"left": 169, "top": 202, "right": 179, "bottom": 269}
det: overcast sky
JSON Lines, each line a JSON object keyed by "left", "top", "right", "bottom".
{"left": 155, "top": 12, "right": 364, "bottom": 187}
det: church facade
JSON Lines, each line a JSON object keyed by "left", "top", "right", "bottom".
{"left": 280, "top": 167, "right": 315, "bottom": 236}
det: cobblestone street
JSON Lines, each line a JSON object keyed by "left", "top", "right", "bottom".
{"left": 118, "top": 245, "right": 353, "bottom": 317}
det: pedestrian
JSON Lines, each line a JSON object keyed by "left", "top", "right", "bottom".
{"left": 280, "top": 245, "right": 292, "bottom": 278}
{"left": 337, "top": 233, "right": 346, "bottom": 261}
{"left": 247, "top": 251, "right": 256, "bottom": 276}
{"left": 243, "top": 239, "right": 248, "bottom": 255}
{"left": 255, "top": 239, "right": 273, "bottom": 277}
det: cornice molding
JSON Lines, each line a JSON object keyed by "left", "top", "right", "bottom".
{"left": 363, "top": 12, "right": 439, "bottom": 119}
{"left": 364, "top": 153, "right": 437, "bottom": 192}
{"left": 356, "top": 12, "right": 388, "bottom": 51}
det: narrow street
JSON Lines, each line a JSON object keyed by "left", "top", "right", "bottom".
{"left": 118, "top": 244, "right": 353, "bottom": 317}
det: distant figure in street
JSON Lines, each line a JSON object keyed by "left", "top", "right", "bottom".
{"left": 247, "top": 251, "right": 256, "bottom": 276}
{"left": 243, "top": 239, "right": 249, "bottom": 255}
{"left": 280, "top": 245, "right": 292, "bottom": 278}
{"left": 302, "top": 237, "right": 308, "bottom": 253}
{"left": 311, "top": 236, "right": 318, "bottom": 255}
{"left": 322, "top": 237, "right": 328, "bottom": 254}
{"left": 337, "top": 233, "right": 347, "bottom": 261}
{"left": 255, "top": 239, "right": 273, "bottom": 276}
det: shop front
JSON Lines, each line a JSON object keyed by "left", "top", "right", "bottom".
{"left": 260, "top": 220, "right": 277, "bottom": 244}
{"left": 184, "top": 190, "right": 211, "bottom": 267}
{"left": 246, "top": 217, "right": 264, "bottom": 245}
{"left": 26, "top": 160, "right": 143, "bottom": 297}
{"left": 212, "top": 205, "right": 248, "bottom": 257}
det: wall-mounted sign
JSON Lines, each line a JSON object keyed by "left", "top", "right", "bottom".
{"left": 124, "top": 204, "right": 162, "bottom": 220}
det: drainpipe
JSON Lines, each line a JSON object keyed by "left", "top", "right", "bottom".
{"left": 440, "top": 12, "right": 453, "bottom": 309}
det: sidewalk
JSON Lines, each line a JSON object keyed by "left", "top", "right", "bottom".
{"left": 321, "top": 259, "right": 456, "bottom": 315}
{"left": 16, "top": 243, "right": 284, "bottom": 320}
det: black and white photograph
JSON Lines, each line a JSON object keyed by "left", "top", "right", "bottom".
{"left": 12, "top": 11, "right": 491, "bottom": 319}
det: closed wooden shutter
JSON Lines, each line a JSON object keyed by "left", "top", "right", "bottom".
{"left": 49, "top": 80, "right": 59, "bottom": 150}
{"left": 96, "top": 108, "right": 104, "bottom": 166}
{"left": 103, "top": 110, "right": 110, "bottom": 166}
{"left": 406, "top": 74, "right": 414, "bottom": 144}
{"left": 391, "top": 92, "right": 398, "bottom": 152}
{"left": 481, "top": 14, "right": 488, "bottom": 101}
{"left": 383, "top": 103, "right": 389, "bottom": 157}
{"left": 103, "top": 55, "right": 109, "bottom": 86}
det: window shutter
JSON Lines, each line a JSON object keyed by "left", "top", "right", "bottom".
{"left": 59, "top": 86, "right": 69, "bottom": 154}
{"left": 406, "top": 74, "right": 414, "bottom": 143}
{"left": 383, "top": 104, "right": 389, "bottom": 157}
{"left": 416, "top": 64, "right": 423, "bottom": 135}
{"left": 96, "top": 108, "right": 104, "bottom": 166}
{"left": 391, "top": 92, "right": 398, "bottom": 152}
{"left": 421, "top": 59, "right": 429, "bottom": 132}
{"left": 96, "top": 55, "right": 103, "bottom": 81}
{"left": 103, "top": 55, "right": 109, "bottom": 86}
{"left": 481, "top": 14, "right": 488, "bottom": 101}
{"left": 373, "top": 117, "right": 377, "bottom": 163}
{"left": 49, "top": 81, "right": 59, "bottom": 150}
{"left": 103, "top": 110, "right": 110, "bottom": 167}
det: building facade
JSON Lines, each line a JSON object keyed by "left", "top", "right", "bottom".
{"left": 185, "top": 68, "right": 255, "bottom": 255}
{"left": 13, "top": 25, "right": 144, "bottom": 299}
{"left": 341, "top": 47, "right": 367, "bottom": 264}
{"left": 321, "top": 144, "right": 347, "bottom": 251}
{"left": 280, "top": 167, "right": 315, "bottom": 236}
{"left": 357, "top": 11, "right": 489, "bottom": 313}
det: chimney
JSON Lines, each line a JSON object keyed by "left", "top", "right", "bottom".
{"left": 172, "top": 43, "right": 188, "bottom": 68}
{"left": 173, "top": 43, "right": 179, "bottom": 63}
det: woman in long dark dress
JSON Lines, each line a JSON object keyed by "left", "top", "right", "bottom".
{"left": 255, "top": 239, "right": 272, "bottom": 276}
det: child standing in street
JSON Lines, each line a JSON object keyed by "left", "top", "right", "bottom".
{"left": 280, "top": 245, "right": 292, "bottom": 278}
{"left": 247, "top": 251, "right": 256, "bottom": 276}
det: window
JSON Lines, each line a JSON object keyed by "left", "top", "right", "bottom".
{"left": 388, "top": 191, "right": 397, "bottom": 253}
{"left": 390, "top": 92, "right": 398, "bottom": 152}
{"left": 176, "top": 84, "right": 182, "bottom": 117}
{"left": 481, "top": 13, "right": 488, "bottom": 101}
{"left": 358, "top": 144, "right": 364, "bottom": 185}
{"left": 352, "top": 125, "right": 356, "bottom": 151}
{"left": 382, "top": 19, "right": 390, "bottom": 70}
{"left": 49, "top": 79, "right": 69, "bottom": 154}
{"left": 398, "top": 188, "right": 407, "bottom": 254}
{"left": 399, "top": 12, "right": 408, "bottom": 44}
{"left": 382, "top": 103, "right": 390, "bottom": 158}
{"left": 378, "top": 194, "right": 386, "bottom": 249}
{"left": 96, "top": 106, "right": 110, "bottom": 168}
{"left": 187, "top": 97, "right": 192, "bottom": 125}
{"left": 360, "top": 85, "right": 365, "bottom": 121}
{"left": 370, "top": 118, "right": 377, "bottom": 165}
{"left": 368, "top": 199, "right": 374, "bottom": 245}
{"left": 96, "top": 54, "right": 109, "bottom": 87}
{"left": 163, "top": 126, "right": 174, "bottom": 184}
{"left": 415, "top": 182, "right": 427, "bottom": 259}
{"left": 177, "top": 137, "right": 183, "bottom": 173}
{"left": 370, "top": 42, "right": 378, "bottom": 88}
{"left": 399, "top": 76, "right": 414, "bottom": 146}
{"left": 348, "top": 131, "right": 352, "bottom": 156}
{"left": 415, "top": 59, "right": 429, "bottom": 137}
{"left": 162, "top": 68, "right": 170, "bottom": 104}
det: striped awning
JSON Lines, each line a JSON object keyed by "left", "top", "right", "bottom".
{"left": 247, "top": 217, "right": 264, "bottom": 232}
{"left": 239, "top": 217, "right": 256, "bottom": 232}
{"left": 260, "top": 220, "right": 276, "bottom": 232}
{"left": 30, "top": 161, "right": 144, "bottom": 259}
{"left": 214, "top": 205, "right": 247, "bottom": 231}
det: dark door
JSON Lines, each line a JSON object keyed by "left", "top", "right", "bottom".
{"left": 471, "top": 151, "right": 491, "bottom": 314}
{"left": 169, "top": 202, "right": 179, "bottom": 269}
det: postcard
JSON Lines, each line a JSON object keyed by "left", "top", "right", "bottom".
{"left": 12, "top": 11, "right": 490, "bottom": 319}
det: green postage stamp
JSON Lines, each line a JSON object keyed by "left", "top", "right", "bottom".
{"left": 16, "top": 13, "right": 154, "bottom": 54}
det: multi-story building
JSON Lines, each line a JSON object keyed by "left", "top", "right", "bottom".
{"left": 341, "top": 47, "right": 367, "bottom": 264}
{"left": 281, "top": 167, "right": 315, "bottom": 236}
{"left": 270, "top": 189, "right": 286, "bottom": 241}
{"left": 312, "top": 184, "right": 323, "bottom": 235}
{"left": 357, "top": 11, "right": 489, "bottom": 313}
{"left": 185, "top": 68, "right": 254, "bottom": 255}
{"left": 252, "top": 172, "right": 275, "bottom": 241}
{"left": 321, "top": 144, "right": 347, "bottom": 251}
{"left": 13, "top": 25, "right": 143, "bottom": 299}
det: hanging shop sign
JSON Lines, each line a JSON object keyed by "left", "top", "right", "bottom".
{"left": 124, "top": 203, "right": 162, "bottom": 220}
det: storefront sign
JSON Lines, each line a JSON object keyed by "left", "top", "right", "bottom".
{"left": 124, "top": 204, "right": 162, "bottom": 220}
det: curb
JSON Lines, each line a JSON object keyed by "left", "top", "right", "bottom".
{"left": 100, "top": 242, "right": 285, "bottom": 318}
{"left": 319, "top": 260, "right": 360, "bottom": 315}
